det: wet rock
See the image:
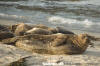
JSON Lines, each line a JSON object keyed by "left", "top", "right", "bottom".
{"left": 0, "top": 31, "right": 14, "bottom": 41}
{"left": 1, "top": 43, "right": 100, "bottom": 66}
{"left": 0, "top": 24, "right": 10, "bottom": 32}
{"left": 0, "top": 24, "right": 14, "bottom": 41}
{"left": 8, "top": 57, "right": 27, "bottom": 66}
{"left": 1, "top": 36, "right": 19, "bottom": 45}
{"left": 8, "top": 55, "right": 47, "bottom": 66}
{"left": 0, "top": 44, "right": 31, "bottom": 66}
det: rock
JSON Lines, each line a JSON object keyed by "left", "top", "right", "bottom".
{"left": 0, "top": 24, "right": 14, "bottom": 41}
{"left": 0, "top": 31, "right": 14, "bottom": 41}
{"left": 1, "top": 36, "right": 19, "bottom": 45}
{"left": 14, "top": 23, "right": 32, "bottom": 36}
{"left": 14, "top": 33, "right": 98, "bottom": 55}
{"left": 8, "top": 58, "right": 27, "bottom": 66}
{"left": 8, "top": 54, "right": 47, "bottom": 66}
{"left": 0, "top": 24, "right": 10, "bottom": 32}
{"left": 0, "top": 44, "right": 31, "bottom": 66}
{"left": 6, "top": 48, "right": 100, "bottom": 66}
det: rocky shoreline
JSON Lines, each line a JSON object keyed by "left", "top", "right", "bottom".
{"left": 0, "top": 23, "right": 100, "bottom": 66}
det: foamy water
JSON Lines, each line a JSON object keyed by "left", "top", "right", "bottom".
{"left": 48, "top": 16, "right": 100, "bottom": 27}
{"left": 0, "top": 0, "right": 100, "bottom": 33}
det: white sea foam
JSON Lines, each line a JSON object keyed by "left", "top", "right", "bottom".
{"left": 0, "top": 1, "right": 19, "bottom": 5}
{"left": 0, "top": 13, "right": 26, "bottom": 19}
{"left": 48, "top": 16, "right": 100, "bottom": 28}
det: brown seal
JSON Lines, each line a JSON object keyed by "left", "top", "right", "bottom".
{"left": 56, "top": 27, "right": 74, "bottom": 34}
{"left": 14, "top": 34, "right": 100, "bottom": 54}
{"left": 25, "top": 28, "right": 53, "bottom": 35}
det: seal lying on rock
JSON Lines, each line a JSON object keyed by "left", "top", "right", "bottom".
{"left": 55, "top": 27, "right": 74, "bottom": 34}
{"left": 9, "top": 24, "right": 57, "bottom": 35}
{"left": 33, "top": 24, "right": 75, "bottom": 34}
{"left": 9, "top": 23, "right": 75, "bottom": 35}
{"left": 25, "top": 28, "right": 53, "bottom": 35}
{"left": 2, "top": 33, "right": 100, "bottom": 54}
{"left": 25, "top": 24, "right": 74, "bottom": 35}
{"left": 15, "top": 34, "right": 100, "bottom": 54}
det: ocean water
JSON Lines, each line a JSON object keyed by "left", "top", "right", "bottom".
{"left": 0, "top": 0, "right": 100, "bottom": 33}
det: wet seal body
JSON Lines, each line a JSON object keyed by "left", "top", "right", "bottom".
{"left": 25, "top": 28, "right": 53, "bottom": 35}
{"left": 56, "top": 27, "right": 74, "bottom": 34}
{"left": 1, "top": 23, "right": 100, "bottom": 55}
{"left": 2, "top": 33, "right": 100, "bottom": 55}
{"left": 15, "top": 34, "right": 99, "bottom": 54}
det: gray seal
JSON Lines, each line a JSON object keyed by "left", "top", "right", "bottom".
{"left": 56, "top": 27, "right": 74, "bottom": 34}
{"left": 25, "top": 28, "right": 52, "bottom": 35}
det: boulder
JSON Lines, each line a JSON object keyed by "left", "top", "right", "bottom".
{"left": 0, "top": 44, "right": 31, "bottom": 66}
{"left": 0, "top": 24, "right": 10, "bottom": 32}
{"left": 0, "top": 24, "right": 14, "bottom": 41}
{"left": 0, "top": 31, "right": 14, "bottom": 41}
{"left": 0, "top": 44, "right": 100, "bottom": 66}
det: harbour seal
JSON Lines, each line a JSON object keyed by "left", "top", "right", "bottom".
{"left": 2, "top": 33, "right": 99, "bottom": 55}
{"left": 15, "top": 34, "right": 96, "bottom": 54}
{"left": 56, "top": 27, "right": 74, "bottom": 34}
{"left": 25, "top": 28, "right": 53, "bottom": 35}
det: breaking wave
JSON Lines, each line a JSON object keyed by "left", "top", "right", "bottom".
{"left": 48, "top": 16, "right": 100, "bottom": 28}
{"left": 0, "top": 13, "right": 27, "bottom": 21}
